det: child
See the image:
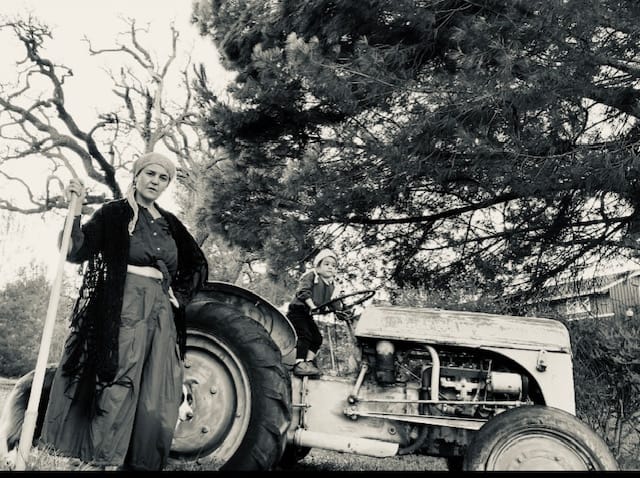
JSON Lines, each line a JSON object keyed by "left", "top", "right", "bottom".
{"left": 287, "top": 248, "right": 343, "bottom": 377}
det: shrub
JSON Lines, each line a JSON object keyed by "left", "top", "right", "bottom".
{"left": 568, "top": 316, "right": 640, "bottom": 467}
{"left": 0, "top": 268, "right": 73, "bottom": 377}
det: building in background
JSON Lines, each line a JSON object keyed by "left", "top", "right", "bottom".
{"left": 534, "top": 269, "right": 640, "bottom": 321}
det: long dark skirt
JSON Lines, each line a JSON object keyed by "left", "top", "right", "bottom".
{"left": 40, "top": 273, "right": 183, "bottom": 470}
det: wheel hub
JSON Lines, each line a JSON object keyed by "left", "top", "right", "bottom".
{"left": 170, "top": 331, "right": 251, "bottom": 465}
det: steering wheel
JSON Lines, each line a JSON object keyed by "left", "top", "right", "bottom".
{"left": 310, "top": 289, "right": 376, "bottom": 315}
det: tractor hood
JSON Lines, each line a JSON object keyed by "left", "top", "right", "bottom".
{"left": 355, "top": 306, "right": 572, "bottom": 353}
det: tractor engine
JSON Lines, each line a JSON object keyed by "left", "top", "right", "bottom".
{"left": 365, "top": 340, "right": 532, "bottom": 419}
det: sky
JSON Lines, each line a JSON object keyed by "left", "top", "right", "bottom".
{"left": 1, "top": 0, "right": 232, "bottom": 133}
{"left": 0, "top": 0, "right": 232, "bottom": 286}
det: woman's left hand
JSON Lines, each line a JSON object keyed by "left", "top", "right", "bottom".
{"left": 168, "top": 288, "right": 180, "bottom": 308}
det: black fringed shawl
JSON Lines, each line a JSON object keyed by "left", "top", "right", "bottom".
{"left": 61, "top": 199, "right": 208, "bottom": 395}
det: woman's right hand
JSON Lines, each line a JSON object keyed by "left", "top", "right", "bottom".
{"left": 66, "top": 178, "right": 86, "bottom": 215}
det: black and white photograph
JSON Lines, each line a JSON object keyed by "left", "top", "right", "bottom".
{"left": 0, "top": 0, "right": 638, "bottom": 471}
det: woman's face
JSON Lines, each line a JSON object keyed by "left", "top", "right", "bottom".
{"left": 135, "top": 164, "right": 171, "bottom": 205}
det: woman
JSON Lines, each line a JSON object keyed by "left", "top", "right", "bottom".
{"left": 40, "top": 152, "right": 208, "bottom": 471}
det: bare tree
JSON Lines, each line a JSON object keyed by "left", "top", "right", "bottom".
{"left": 0, "top": 15, "right": 215, "bottom": 217}
{"left": 0, "top": 13, "right": 262, "bottom": 282}
{"left": 0, "top": 16, "right": 118, "bottom": 213}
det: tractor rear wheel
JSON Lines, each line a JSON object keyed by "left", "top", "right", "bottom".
{"left": 276, "top": 444, "right": 312, "bottom": 469}
{"left": 170, "top": 302, "right": 292, "bottom": 470}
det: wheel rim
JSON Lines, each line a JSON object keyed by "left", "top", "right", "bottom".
{"left": 487, "top": 429, "right": 597, "bottom": 470}
{"left": 170, "top": 329, "right": 252, "bottom": 465}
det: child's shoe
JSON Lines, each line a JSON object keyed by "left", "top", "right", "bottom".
{"left": 293, "top": 360, "right": 321, "bottom": 377}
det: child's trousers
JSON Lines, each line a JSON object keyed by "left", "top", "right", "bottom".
{"left": 287, "top": 304, "right": 323, "bottom": 360}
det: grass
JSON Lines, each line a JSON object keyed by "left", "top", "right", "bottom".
{"left": 1, "top": 380, "right": 445, "bottom": 472}
{"left": 2, "top": 374, "right": 636, "bottom": 472}
{"left": 3, "top": 442, "right": 445, "bottom": 472}
{"left": 5, "top": 448, "right": 447, "bottom": 472}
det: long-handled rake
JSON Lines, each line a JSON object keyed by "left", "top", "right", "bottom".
{"left": 14, "top": 191, "right": 79, "bottom": 471}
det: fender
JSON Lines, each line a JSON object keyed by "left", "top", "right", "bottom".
{"left": 187, "top": 281, "right": 297, "bottom": 365}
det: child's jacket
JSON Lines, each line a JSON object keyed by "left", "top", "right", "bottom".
{"left": 290, "top": 270, "right": 337, "bottom": 311}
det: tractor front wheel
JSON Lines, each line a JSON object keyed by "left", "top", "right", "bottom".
{"left": 463, "top": 405, "right": 618, "bottom": 471}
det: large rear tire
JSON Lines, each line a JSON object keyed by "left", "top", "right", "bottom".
{"left": 170, "top": 302, "right": 292, "bottom": 470}
{"left": 463, "top": 405, "right": 618, "bottom": 471}
{"left": 277, "top": 444, "right": 311, "bottom": 469}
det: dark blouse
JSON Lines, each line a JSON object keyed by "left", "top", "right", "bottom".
{"left": 69, "top": 206, "right": 178, "bottom": 277}
{"left": 128, "top": 207, "right": 178, "bottom": 277}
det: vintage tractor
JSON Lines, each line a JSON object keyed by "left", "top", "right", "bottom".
{"left": 169, "top": 281, "right": 619, "bottom": 471}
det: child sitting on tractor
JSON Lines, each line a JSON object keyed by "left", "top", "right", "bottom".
{"left": 286, "top": 249, "right": 349, "bottom": 377}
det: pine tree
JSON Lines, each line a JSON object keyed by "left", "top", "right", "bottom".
{"left": 193, "top": 0, "right": 640, "bottom": 297}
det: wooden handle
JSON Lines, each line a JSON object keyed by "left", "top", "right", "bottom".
{"left": 14, "top": 194, "right": 79, "bottom": 470}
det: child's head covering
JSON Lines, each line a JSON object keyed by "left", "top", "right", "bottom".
{"left": 313, "top": 248, "right": 338, "bottom": 268}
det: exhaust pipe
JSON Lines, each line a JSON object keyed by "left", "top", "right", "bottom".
{"left": 293, "top": 429, "right": 399, "bottom": 457}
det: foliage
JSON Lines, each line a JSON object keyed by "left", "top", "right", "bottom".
{"left": 0, "top": 267, "right": 74, "bottom": 377}
{"left": 569, "top": 316, "right": 640, "bottom": 463}
{"left": 193, "top": 0, "right": 640, "bottom": 296}
{"left": 386, "top": 276, "right": 516, "bottom": 314}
